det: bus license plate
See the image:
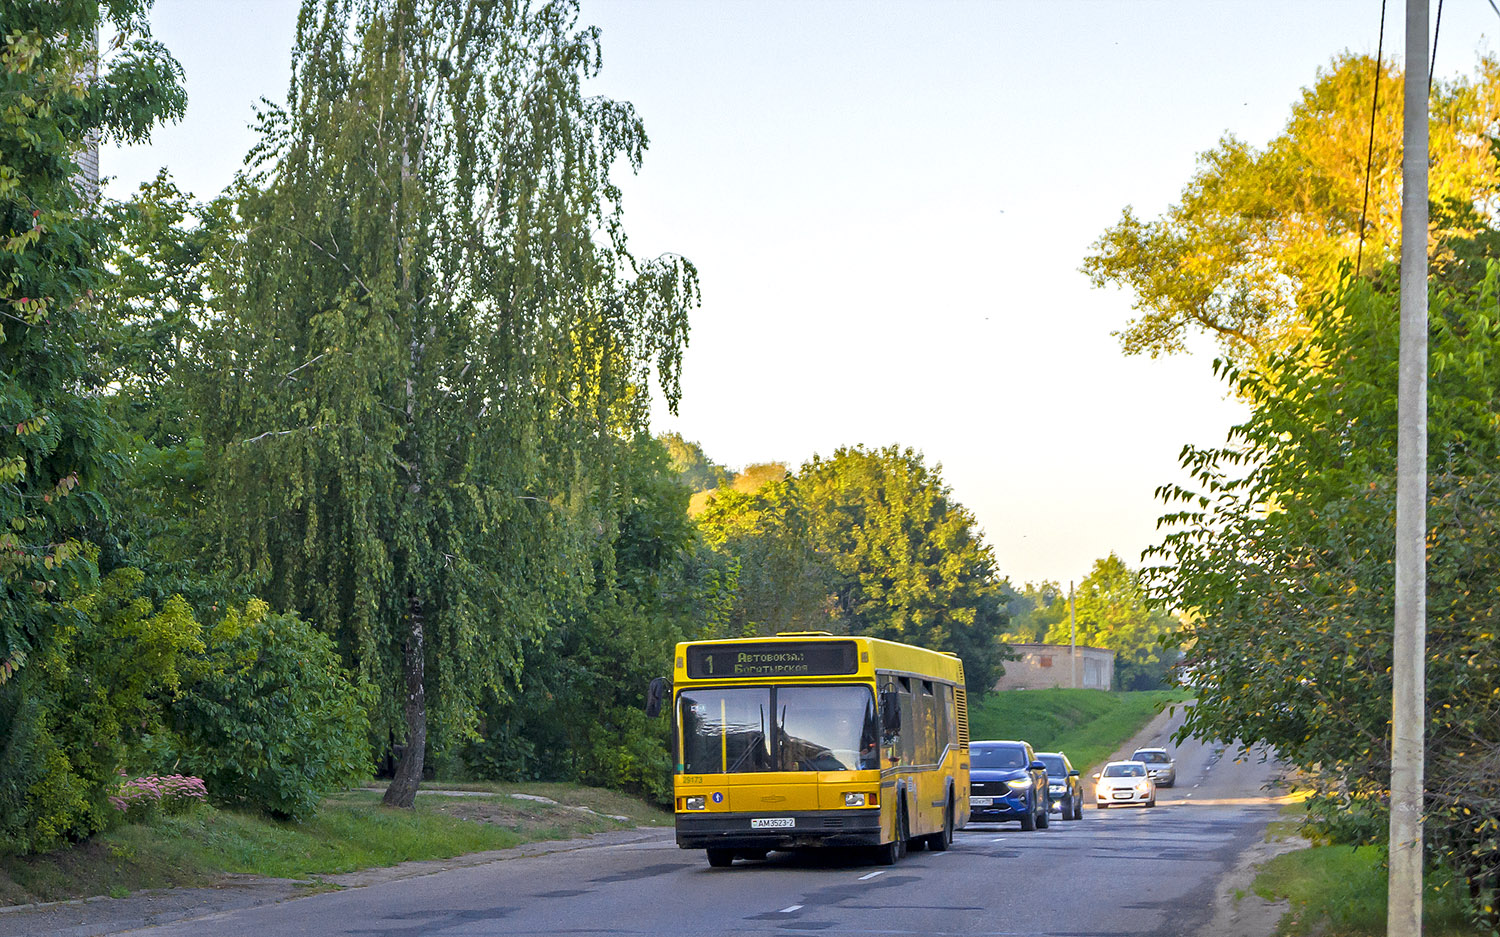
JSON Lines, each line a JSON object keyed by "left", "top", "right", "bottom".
{"left": 750, "top": 818, "right": 794, "bottom": 829}
{"left": 970, "top": 796, "right": 994, "bottom": 806}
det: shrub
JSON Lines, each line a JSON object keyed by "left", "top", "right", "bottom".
{"left": 578, "top": 707, "right": 674, "bottom": 805}
{"left": 0, "top": 570, "right": 201, "bottom": 853}
{"left": 166, "top": 600, "right": 372, "bottom": 820}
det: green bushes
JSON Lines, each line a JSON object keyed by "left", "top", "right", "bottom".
{"left": 0, "top": 569, "right": 201, "bottom": 853}
{"left": 0, "top": 576, "right": 372, "bottom": 853}
{"left": 577, "top": 708, "right": 674, "bottom": 805}
{"left": 164, "top": 600, "right": 373, "bottom": 820}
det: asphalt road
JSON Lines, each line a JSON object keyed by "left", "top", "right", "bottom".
{"left": 5, "top": 724, "right": 1287, "bottom": 937}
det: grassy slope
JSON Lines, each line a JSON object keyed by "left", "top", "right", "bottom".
{"left": 1253, "top": 841, "right": 1476, "bottom": 936}
{"left": 968, "top": 688, "right": 1187, "bottom": 771}
{"left": 0, "top": 784, "right": 669, "bottom": 906}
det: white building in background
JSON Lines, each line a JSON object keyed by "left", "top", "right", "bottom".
{"left": 75, "top": 131, "right": 99, "bottom": 202}
{"left": 71, "top": 25, "right": 99, "bottom": 203}
{"left": 993, "top": 643, "right": 1115, "bottom": 692}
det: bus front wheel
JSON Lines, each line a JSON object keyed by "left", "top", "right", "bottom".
{"left": 876, "top": 806, "right": 908, "bottom": 865}
{"left": 706, "top": 848, "right": 735, "bottom": 868}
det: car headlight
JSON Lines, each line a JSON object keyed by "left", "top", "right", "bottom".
{"left": 1135, "top": 781, "right": 1150, "bottom": 792}
{"left": 1006, "top": 778, "right": 1032, "bottom": 791}
{"left": 843, "top": 792, "right": 868, "bottom": 807}
{"left": 683, "top": 795, "right": 706, "bottom": 810}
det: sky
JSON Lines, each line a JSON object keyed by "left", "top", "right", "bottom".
{"left": 106, "top": 0, "right": 1500, "bottom": 589}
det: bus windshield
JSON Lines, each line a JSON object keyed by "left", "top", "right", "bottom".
{"left": 679, "top": 685, "right": 877, "bottom": 774}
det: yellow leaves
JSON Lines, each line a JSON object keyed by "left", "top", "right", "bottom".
{"left": 1, "top": 29, "right": 45, "bottom": 75}
{"left": 0, "top": 649, "right": 24, "bottom": 685}
{"left": 0, "top": 455, "right": 23, "bottom": 483}
{"left": 14, "top": 414, "right": 46, "bottom": 436}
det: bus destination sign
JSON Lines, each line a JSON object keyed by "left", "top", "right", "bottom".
{"left": 686, "top": 641, "right": 859, "bottom": 679}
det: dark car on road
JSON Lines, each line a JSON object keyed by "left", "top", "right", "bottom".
{"left": 969, "top": 740, "right": 1049, "bottom": 831}
{"left": 1037, "top": 751, "right": 1083, "bottom": 820}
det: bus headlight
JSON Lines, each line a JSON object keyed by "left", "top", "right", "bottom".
{"left": 843, "top": 792, "right": 868, "bottom": 807}
{"left": 683, "top": 795, "right": 706, "bottom": 811}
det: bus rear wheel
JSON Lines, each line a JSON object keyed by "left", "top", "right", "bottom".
{"left": 706, "top": 848, "right": 735, "bottom": 868}
{"left": 925, "top": 800, "right": 954, "bottom": 851}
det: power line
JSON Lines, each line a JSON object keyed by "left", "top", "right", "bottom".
{"left": 1356, "top": 0, "right": 1388, "bottom": 277}
{"left": 1429, "top": 0, "right": 1444, "bottom": 95}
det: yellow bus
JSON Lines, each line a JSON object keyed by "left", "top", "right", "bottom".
{"left": 658, "top": 632, "right": 970, "bottom": 867}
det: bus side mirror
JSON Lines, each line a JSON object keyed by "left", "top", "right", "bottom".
{"left": 880, "top": 690, "right": 900, "bottom": 732}
{"left": 645, "top": 676, "right": 669, "bottom": 718}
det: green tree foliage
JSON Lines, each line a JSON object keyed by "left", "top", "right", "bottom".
{"left": 0, "top": 569, "right": 200, "bottom": 852}
{"left": 0, "top": 0, "right": 187, "bottom": 854}
{"left": 696, "top": 474, "right": 834, "bottom": 637}
{"left": 462, "top": 436, "right": 716, "bottom": 802}
{"left": 659, "top": 432, "right": 731, "bottom": 493}
{"left": 1149, "top": 260, "right": 1500, "bottom": 925}
{"left": 1003, "top": 580, "right": 1066, "bottom": 644}
{"left": 196, "top": 0, "right": 697, "bottom": 806}
{"left": 0, "top": 0, "right": 183, "bottom": 677}
{"left": 96, "top": 177, "right": 234, "bottom": 613}
{"left": 699, "top": 445, "right": 1009, "bottom": 691}
{"left": 1041, "top": 554, "right": 1177, "bottom": 690}
{"left": 163, "top": 600, "right": 372, "bottom": 820}
{"left": 801, "top": 446, "right": 1009, "bottom": 691}
{"left": 1083, "top": 54, "right": 1500, "bottom": 365}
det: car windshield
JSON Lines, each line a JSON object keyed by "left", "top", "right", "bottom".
{"left": 677, "top": 684, "right": 878, "bottom": 774}
{"left": 1103, "top": 763, "right": 1146, "bottom": 778}
{"left": 1134, "top": 751, "right": 1170, "bottom": 764}
{"left": 971, "top": 746, "right": 1028, "bottom": 769}
{"left": 1037, "top": 754, "right": 1066, "bottom": 775}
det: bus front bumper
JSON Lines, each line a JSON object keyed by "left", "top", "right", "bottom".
{"left": 676, "top": 808, "right": 883, "bottom": 850}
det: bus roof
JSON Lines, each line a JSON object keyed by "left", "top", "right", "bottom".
{"left": 673, "top": 634, "right": 965, "bottom": 685}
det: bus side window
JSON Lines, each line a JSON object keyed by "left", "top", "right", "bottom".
{"left": 935, "top": 683, "right": 953, "bottom": 754}
{"left": 860, "top": 692, "right": 879, "bottom": 769}
{"left": 915, "top": 681, "right": 936, "bottom": 766}
{"left": 898, "top": 678, "right": 916, "bottom": 767}
{"left": 879, "top": 675, "right": 901, "bottom": 764}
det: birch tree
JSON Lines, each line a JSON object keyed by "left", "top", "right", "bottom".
{"left": 199, "top": 0, "right": 696, "bottom": 806}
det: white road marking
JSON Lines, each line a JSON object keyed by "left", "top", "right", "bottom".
{"left": 990, "top": 837, "right": 1007, "bottom": 843}
{"left": 779, "top": 905, "right": 802, "bottom": 913}
{"left": 859, "top": 870, "right": 887, "bottom": 881}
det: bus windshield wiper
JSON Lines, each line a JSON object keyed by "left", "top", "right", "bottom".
{"left": 726, "top": 704, "right": 768, "bottom": 773}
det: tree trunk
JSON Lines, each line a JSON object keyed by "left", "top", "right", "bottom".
{"left": 382, "top": 592, "right": 426, "bottom": 808}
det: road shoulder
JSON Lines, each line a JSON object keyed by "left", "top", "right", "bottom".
{"left": 0, "top": 827, "right": 670, "bottom": 937}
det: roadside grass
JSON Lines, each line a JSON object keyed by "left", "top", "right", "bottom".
{"left": 409, "top": 781, "right": 672, "bottom": 827}
{"left": 968, "top": 688, "right": 1188, "bottom": 771}
{"left": 1252, "top": 842, "right": 1475, "bottom": 936}
{"left": 0, "top": 783, "right": 668, "bottom": 907}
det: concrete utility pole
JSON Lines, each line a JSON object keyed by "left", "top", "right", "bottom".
{"left": 1389, "top": 0, "right": 1429, "bottom": 933}
{"left": 1069, "top": 581, "right": 1078, "bottom": 689}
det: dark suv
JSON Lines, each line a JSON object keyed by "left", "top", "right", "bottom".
{"left": 1037, "top": 751, "right": 1083, "bottom": 820}
{"left": 969, "top": 740, "right": 1049, "bottom": 831}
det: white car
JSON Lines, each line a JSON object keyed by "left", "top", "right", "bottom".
{"left": 1093, "top": 760, "right": 1156, "bottom": 808}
